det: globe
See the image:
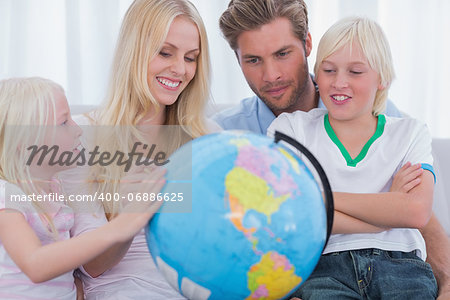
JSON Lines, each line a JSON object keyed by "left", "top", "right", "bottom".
{"left": 146, "top": 131, "right": 330, "bottom": 300}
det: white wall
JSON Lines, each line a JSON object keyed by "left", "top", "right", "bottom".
{"left": 1, "top": 0, "right": 449, "bottom": 137}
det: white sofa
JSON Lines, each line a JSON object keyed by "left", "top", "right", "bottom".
{"left": 432, "top": 138, "right": 450, "bottom": 236}
{"left": 70, "top": 105, "right": 450, "bottom": 236}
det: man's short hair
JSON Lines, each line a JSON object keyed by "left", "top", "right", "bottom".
{"left": 219, "top": 0, "right": 309, "bottom": 51}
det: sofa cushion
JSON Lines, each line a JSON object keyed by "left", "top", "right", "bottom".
{"left": 432, "top": 138, "right": 450, "bottom": 236}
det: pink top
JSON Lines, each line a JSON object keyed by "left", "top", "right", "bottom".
{"left": 0, "top": 179, "right": 77, "bottom": 300}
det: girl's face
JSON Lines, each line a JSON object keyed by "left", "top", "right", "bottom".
{"left": 50, "top": 89, "right": 82, "bottom": 155}
{"left": 147, "top": 16, "right": 200, "bottom": 107}
{"left": 35, "top": 89, "right": 82, "bottom": 176}
{"left": 316, "top": 41, "right": 383, "bottom": 123}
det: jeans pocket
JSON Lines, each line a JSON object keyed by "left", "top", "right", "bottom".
{"left": 382, "top": 250, "right": 438, "bottom": 298}
{"left": 383, "top": 250, "right": 433, "bottom": 272}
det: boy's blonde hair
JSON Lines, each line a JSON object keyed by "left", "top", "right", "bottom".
{"left": 0, "top": 77, "right": 63, "bottom": 234}
{"left": 314, "top": 17, "right": 395, "bottom": 115}
{"left": 92, "top": 0, "right": 212, "bottom": 219}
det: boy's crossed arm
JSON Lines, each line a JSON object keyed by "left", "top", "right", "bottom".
{"left": 332, "top": 162, "right": 430, "bottom": 234}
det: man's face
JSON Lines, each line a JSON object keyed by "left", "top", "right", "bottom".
{"left": 236, "top": 17, "right": 312, "bottom": 115}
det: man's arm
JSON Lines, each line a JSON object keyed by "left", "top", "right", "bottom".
{"left": 420, "top": 214, "right": 450, "bottom": 299}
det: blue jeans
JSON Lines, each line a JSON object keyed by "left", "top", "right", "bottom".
{"left": 291, "top": 248, "right": 437, "bottom": 300}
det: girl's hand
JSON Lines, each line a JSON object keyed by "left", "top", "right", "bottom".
{"left": 112, "top": 166, "right": 167, "bottom": 241}
{"left": 390, "top": 162, "right": 423, "bottom": 193}
{"left": 119, "top": 166, "right": 165, "bottom": 207}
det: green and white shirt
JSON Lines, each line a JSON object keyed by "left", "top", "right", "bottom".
{"left": 268, "top": 108, "right": 434, "bottom": 260}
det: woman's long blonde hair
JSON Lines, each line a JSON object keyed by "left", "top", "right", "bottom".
{"left": 0, "top": 77, "right": 62, "bottom": 234}
{"left": 92, "top": 0, "right": 211, "bottom": 219}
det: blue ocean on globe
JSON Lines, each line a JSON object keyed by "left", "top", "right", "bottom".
{"left": 146, "top": 131, "right": 327, "bottom": 300}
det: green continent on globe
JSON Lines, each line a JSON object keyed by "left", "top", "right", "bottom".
{"left": 225, "top": 167, "right": 289, "bottom": 223}
{"left": 246, "top": 251, "right": 302, "bottom": 299}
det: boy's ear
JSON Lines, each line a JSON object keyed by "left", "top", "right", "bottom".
{"left": 378, "top": 80, "right": 389, "bottom": 90}
{"left": 378, "top": 83, "right": 385, "bottom": 90}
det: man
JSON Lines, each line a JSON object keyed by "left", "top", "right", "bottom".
{"left": 214, "top": 0, "right": 450, "bottom": 298}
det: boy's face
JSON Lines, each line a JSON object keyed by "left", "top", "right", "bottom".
{"left": 316, "top": 41, "right": 383, "bottom": 123}
{"left": 235, "top": 17, "right": 312, "bottom": 116}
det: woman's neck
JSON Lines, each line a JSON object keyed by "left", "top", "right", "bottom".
{"left": 138, "top": 105, "right": 166, "bottom": 126}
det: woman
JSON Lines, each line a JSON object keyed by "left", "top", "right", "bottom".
{"left": 61, "top": 0, "right": 218, "bottom": 298}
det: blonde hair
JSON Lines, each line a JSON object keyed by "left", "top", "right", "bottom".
{"left": 314, "top": 17, "right": 395, "bottom": 115}
{"left": 0, "top": 77, "right": 63, "bottom": 234}
{"left": 219, "top": 0, "right": 309, "bottom": 51}
{"left": 92, "top": 0, "right": 211, "bottom": 219}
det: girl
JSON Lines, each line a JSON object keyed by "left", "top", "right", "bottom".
{"left": 0, "top": 77, "right": 165, "bottom": 299}
{"left": 59, "top": 0, "right": 220, "bottom": 299}
{"left": 268, "top": 17, "right": 437, "bottom": 299}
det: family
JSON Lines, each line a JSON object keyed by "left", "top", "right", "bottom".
{"left": 0, "top": 0, "right": 449, "bottom": 299}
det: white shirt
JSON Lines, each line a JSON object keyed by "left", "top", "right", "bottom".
{"left": 268, "top": 108, "right": 434, "bottom": 260}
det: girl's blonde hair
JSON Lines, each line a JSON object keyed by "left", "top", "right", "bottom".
{"left": 0, "top": 77, "right": 63, "bottom": 234}
{"left": 314, "top": 17, "right": 395, "bottom": 115}
{"left": 92, "top": 0, "right": 211, "bottom": 219}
